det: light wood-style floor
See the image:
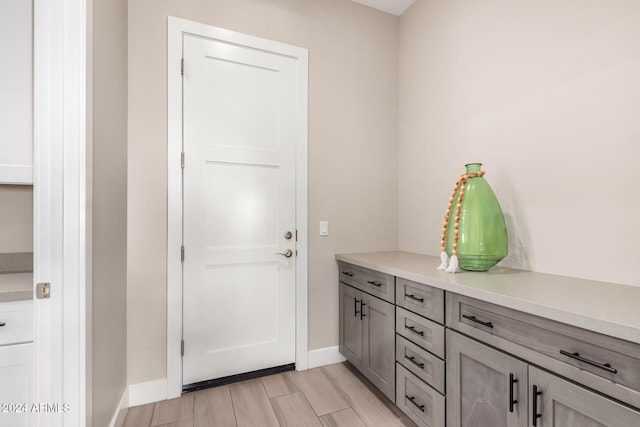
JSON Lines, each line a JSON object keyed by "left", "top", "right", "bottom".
{"left": 123, "top": 362, "right": 416, "bottom": 427}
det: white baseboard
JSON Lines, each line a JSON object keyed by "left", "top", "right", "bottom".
{"left": 307, "top": 346, "right": 346, "bottom": 369}
{"left": 128, "top": 378, "right": 168, "bottom": 407}
{"left": 108, "top": 388, "right": 129, "bottom": 427}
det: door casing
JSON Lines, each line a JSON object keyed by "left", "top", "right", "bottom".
{"left": 166, "top": 16, "right": 309, "bottom": 399}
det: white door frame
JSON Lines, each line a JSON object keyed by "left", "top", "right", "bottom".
{"left": 166, "top": 16, "right": 309, "bottom": 399}
{"left": 33, "top": 0, "right": 89, "bottom": 425}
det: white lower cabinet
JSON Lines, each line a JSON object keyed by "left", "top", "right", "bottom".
{"left": 0, "top": 300, "right": 33, "bottom": 427}
{"left": 0, "top": 343, "right": 33, "bottom": 427}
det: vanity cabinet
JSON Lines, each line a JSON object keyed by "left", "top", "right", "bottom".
{"left": 339, "top": 282, "right": 395, "bottom": 400}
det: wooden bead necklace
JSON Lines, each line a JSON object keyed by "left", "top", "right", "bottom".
{"left": 440, "top": 170, "right": 486, "bottom": 256}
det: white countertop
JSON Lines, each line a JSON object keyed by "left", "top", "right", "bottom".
{"left": 0, "top": 273, "right": 33, "bottom": 302}
{"left": 336, "top": 251, "right": 640, "bottom": 345}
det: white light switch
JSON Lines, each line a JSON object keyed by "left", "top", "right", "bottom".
{"left": 319, "top": 221, "right": 329, "bottom": 236}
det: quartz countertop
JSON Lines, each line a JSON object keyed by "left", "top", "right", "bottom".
{"left": 0, "top": 273, "right": 33, "bottom": 302}
{"left": 336, "top": 251, "right": 640, "bottom": 345}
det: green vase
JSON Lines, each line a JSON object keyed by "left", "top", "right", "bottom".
{"left": 444, "top": 163, "right": 508, "bottom": 271}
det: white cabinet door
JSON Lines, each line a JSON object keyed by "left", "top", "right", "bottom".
{"left": 0, "top": 0, "right": 33, "bottom": 184}
{"left": 0, "top": 343, "right": 33, "bottom": 427}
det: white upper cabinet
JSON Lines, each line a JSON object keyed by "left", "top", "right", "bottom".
{"left": 0, "top": 0, "right": 33, "bottom": 185}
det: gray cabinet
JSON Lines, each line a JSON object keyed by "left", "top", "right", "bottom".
{"left": 339, "top": 282, "right": 363, "bottom": 366}
{"left": 397, "top": 363, "right": 445, "bottom": 427}
{"left": 530, "top": 366, "right": 640, "bottom": 427}
{"left": 339, "top": 282, "right": 395, "bottom": 400}
{"left": 446, "top": 330, "right": 528, "bottom": 427}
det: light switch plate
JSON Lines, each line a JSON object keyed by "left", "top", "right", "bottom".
{"left": 319, "top": 221, "right": 329, "bottom": 236}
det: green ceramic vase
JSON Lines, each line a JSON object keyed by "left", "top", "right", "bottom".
{"left": 444, "top": 163, "right": 508, "bottom": 271}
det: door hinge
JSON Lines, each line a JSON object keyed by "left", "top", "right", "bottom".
{"left": 181, "top": 58, "right": 184, "bottom": 76}
{"left": 181, "top": 152, "right": 185, "bottom": 168}
{"left": 36, "top": 282, "right": 51, "bottom": 299}
{"left": 181, "top": 246, "right": 185, "bottom": 262}
{"left": 181, "top": 339, "right": 184, "bottom": 357}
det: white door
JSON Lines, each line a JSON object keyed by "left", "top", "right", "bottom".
{"left": 181, "top": 33, "right": 299, "bottom": 386}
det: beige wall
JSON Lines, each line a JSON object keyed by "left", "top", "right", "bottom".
{"left": 92, "top": 0, "right": 128, "bottom": 424}
{"left": 0, "top": 185, "right": 33, "bottom": 253}
{"left": 128, "top": 0, "right": 399, "bottom": 384}
{"left": 399, "top": 0, "right": 640, "bottom": 286}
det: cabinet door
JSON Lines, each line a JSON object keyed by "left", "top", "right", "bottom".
{"left": 447, "top": 330, "right": 528, "bottom": 427}
{"left": 0, "top": 343, "right": 33, "bottom": 427}
{"left": 362, "top": 294, "right": 395, "bottom": 401}
{"left": 0, "top": 0, "right": 33, "bottom": 184}
{"left": 339, "top": 283, "right": 363, "bottom": 368}
{"left": 529, "top": 366, "right": 640, "bottom": 427}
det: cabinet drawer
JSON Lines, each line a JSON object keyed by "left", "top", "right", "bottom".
{"left": 396, "top": 307, "right": 444, "bottom": 358}
{"left": 396, "top": 363, "right": 445, "bottom": 427}
{"left": 0, "top": 300, "right": 33, "bottom": 346}
{"left": 339, "top": 262, "right": 394, "bottom": 303}
{"left": 395, "top": 278, "right": 444, "bottom": 324}
{"left": 396, "top": 334, "right": 445, "bottom": 394}
{"left": 447, "top": 293, "right": 640, "bottom": 396}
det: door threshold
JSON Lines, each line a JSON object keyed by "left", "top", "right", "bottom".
{"left": 182, "top": 363, "right": 296, "bottom": 394}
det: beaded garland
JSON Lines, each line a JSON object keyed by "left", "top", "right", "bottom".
{"left": 440, "top": 169, "right": 486, "bottom": 256}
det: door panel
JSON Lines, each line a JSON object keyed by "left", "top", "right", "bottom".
{"left": 529, "top": 366, "right": 640, "bottom": 427}
{"left": 182, "top": 33, "right": 298, "bottom": 385}
{"left": 363, "top": 294, "right": 395, "bottom": 400}
{"left": 447, "top": 330, "right": 528, "bottom": 427}
{"left": 339, "top": 283, "right": 363, "bottom": 367}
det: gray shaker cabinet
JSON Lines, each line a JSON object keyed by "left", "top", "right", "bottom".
{"left": 529, "top": 366, "right": 640, "bottom": 427}
{"left": 339, "top": 282, "right": 363, "bottom": 367}
{"left": 446, "top": 329, "right": 528, "bottom": 427}
{"left": 339, "top": 282, "right": 395, "bottom": 401}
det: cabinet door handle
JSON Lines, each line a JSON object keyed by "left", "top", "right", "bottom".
{"left": 404, "top": 293, "right": 424, "bottom": 303}
{"left": 0, "top": 322, "right": 5, "bottom": 327}
{"left": 559, "top": 350, "right": 618, "bottom": 374}
{"left": 509, "top": 373, "right": 518, "bottom": 413}
{"left": 360, "top": 301, "right": 366, "bottom": 320}
{"left": 366, "top": 280, "right": 383, "bottom": 287}
{"left": 354, "top": 298, "right": 360, "bottom": 318}
{"left": 342, "top": 271, "right": 354, "bottom": 277}
{"left": 405, "top": 395, "right": 425, "bottom": 412}
{"left": 462, "top": 314, "right": 494, "bottom": 329}
{"left": 532, "top": 385, "right": 542, "bottom": 426}
{"left": 405, "top": 355, "right": 425, "bottom": 369}
{"left": 405, "top": 325, "right": 424, "bottom": 336}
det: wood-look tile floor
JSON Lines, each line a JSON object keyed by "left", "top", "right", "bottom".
{"left": 123, "top": 363, "right": 416, "bottom": 427}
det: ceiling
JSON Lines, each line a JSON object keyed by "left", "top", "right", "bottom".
{"left": 350, "top": 0, "right": 415, "bottom": 16}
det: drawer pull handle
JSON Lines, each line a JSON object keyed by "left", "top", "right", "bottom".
{"left": 509, "top": 373, "right": 518, "bottom": 413}
{"left": 462, "top": 314, "right": 494, "bottom": 328}
{"left": 405, "top": 395, "right": 425, "bottom": 412}
{"left": 342, "top": 271, "right": 354, "bottom": 277}
{"left": 0, "top": 322, "right": 5, "bottom": 327}
{"left": 366, "top": 280, "right": 383, "bottom": 287}
{"left": 405, "top": 355, "right": 425, "bottom": 369}
{"left": 404, "top": 293, "right": 424, "bottom": 303}
{"left": 532, "top": 385, "right": 542, "bottom": 426}
{"left": 405, "top": 325, "right": 424, "bottom": 336}
{"left": 559, "top": 350, "right": 618, "bottom": 374}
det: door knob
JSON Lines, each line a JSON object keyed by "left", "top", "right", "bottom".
{"left": 284, "top": 231, "right": 293, "bottom": 240}
{"left": 276, "top": 249, "right": 293, "bottom": 258}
